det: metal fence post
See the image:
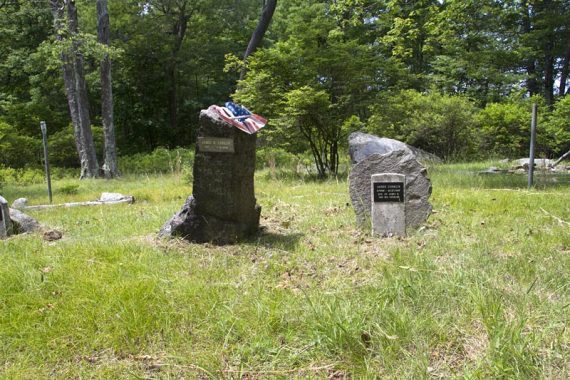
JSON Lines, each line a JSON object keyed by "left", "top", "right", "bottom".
{"left": 40, "top": 121, "right": 53, "bottom": 204}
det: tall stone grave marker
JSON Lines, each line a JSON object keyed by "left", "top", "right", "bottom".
{"left": 0, "top": 195, "right": 12, "bottom": 239}
{"left": 371, "top": 173, "right": 406, "bottom": 237}
{"left": 160, "top": 108, "right": 261, "bottom": 244}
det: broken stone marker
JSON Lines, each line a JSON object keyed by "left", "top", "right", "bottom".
{"left": 371, "top": 173, "right": 406, "bottom": 237}
{"left": 160, "top": 107, "right": 261, "bottom": 244}
{"left": 0, "top": 196, "right": 13, "bottom": 238}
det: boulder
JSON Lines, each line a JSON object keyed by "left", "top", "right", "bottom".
{"left": 348, "top": 132, "right": 440, "bottom": 165}
{"left": 9, "top": 208, "right": 41, "bottom": 234}
{"left": 349, "top": 150, "right": 432, "bottom": 230}
{"left": 160, "top": 108, "right": 260, "bottom": 244}
{"left": 516, "top": 158, "right": 553, "bottom": 168}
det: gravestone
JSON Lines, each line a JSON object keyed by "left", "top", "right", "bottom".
{"left": 349, "top": 150, "right": 432, "bottom": 232}
{"left": 371, "top": 173, "right": 406, "bottom": 237}
{"left": 0, "top": 196, "right": 12, "bottom": 238}
{"left": 160, "top": 108, "right": 261, "bottom": 244}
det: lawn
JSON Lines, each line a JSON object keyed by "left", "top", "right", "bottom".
{"left": 0, "top": 163, "right": 568, "bottom": 379}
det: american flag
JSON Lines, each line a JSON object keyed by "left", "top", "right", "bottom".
{"left": 209, "top": 102, "right": 267, "bottom": 134}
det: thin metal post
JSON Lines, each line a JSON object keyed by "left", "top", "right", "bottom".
{"left": 40, "top": 121, "right": 53, "bottom": 204}
{"left": 528, "top": 103, "right": 537, "bottom": 189}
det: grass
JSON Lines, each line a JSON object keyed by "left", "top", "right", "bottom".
{"left": 0, "top": 162, "right": 568, "bottom": 379}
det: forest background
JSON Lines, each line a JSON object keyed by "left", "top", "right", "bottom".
{"left": 1, "top": 0, "right": 569, "bottom": 178}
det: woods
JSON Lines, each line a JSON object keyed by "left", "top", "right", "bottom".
{"left": 0, "top": 0, "right": 569, "bottom": 175}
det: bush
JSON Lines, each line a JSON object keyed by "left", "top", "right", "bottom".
{"left": 542, "top": 96, "right": 570, "bottom": 156}
{"left": 367, "top": 90, "right": 478, "bottom": 159}
{"left": 477, "top": 102, "right": 532, "bottom": 158}
{"left": 477, "top": 97, "right": 567, "bottom": 158}
{"left": 119, "top": 147, "right": 194, "bottom": 175}
{"left": 0, "top": 120, "right": 42, "bottom": 168}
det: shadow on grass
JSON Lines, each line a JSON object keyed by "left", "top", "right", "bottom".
{"left": 244, "top": 228, "right": 304, "bottom": 251}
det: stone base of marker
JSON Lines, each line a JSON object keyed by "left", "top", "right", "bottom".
{"left": 160, "top": 108, "right": 261, "bottom": 245}
{"left": 371, "top": 173, "right": 406, "bottom": 237}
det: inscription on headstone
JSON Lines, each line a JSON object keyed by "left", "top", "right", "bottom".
{"left": 373, "top": 182, "right": 404, "bottom": 203}
{"left": 371, "top": 173, "right": 406, "bottom": 237}
{"left": 197, "top": 137, "right": 235, "bottom": 153}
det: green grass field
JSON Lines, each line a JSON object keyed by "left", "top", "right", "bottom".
{"left": 0, "top": 163, "right": 569, "bottom": 379}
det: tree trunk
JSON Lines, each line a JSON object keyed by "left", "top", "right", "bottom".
{"left": 168, "top": 7, "right": 190, "bottom": 135}
{"left": 66, "top": 0, "right": 99, "bottom": 178}
{"left": 50, "top": 0, "right": 85, "bottom": 169}
{"left": 544, "top": 39, "right": 555, "bottom": 108}
{"left": 522, "top": 1, "right": 540, "bottom": 96}
{"left": 559, "top": 41, "right": 570, "bottom": 97}
{"left": 240, "top": 0, "right": 277, "bottom": 80}
{"left": 97, "top": 0, "right": 119, "bottom": 178}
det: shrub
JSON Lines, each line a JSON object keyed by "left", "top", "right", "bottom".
{"left": 367, "top": 90, "right": 478, "bottom": 159}
{"left": 119, "top": 147, "right": 194, "bottom": 175}
{"left": 477, "top": 102, "right": 531, "bottom": 158}
{"left": 0, "top": 120, "right": 42, "bottom": 168}
{"left": 542, "top": 96, "right": 570, "bottom": 156}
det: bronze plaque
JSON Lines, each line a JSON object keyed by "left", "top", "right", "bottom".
{"left": 197, "top": 137, "right": 235, "bottom": 153}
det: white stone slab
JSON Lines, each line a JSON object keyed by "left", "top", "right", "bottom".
{"left": 371, "top": 173, "right": 406, "bottom": 237}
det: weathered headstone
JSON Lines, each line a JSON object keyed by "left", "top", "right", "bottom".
{"left": 160, "top": 108, "right": 261, "bottom": 244}
{"left": 371, "top": 173, "right": 406, "bottom": 237}
{"left": 0, "top": 196, "right": 12, "bottom": 238}
{"left": 349, "top": 150, "right": 432, "bottom": 232}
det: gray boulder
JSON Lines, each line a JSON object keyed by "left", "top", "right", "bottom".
{"left": 11, "top": 198, "right": 28, "bottom": 209}
{"left": 349, "top": 150, "right": 432, "bottom": 230}
{"left": 9, "top": 208, "right": 41, "bottom": 234}
{"left": 349, "top": 132, "right": 440, "bottom": 165}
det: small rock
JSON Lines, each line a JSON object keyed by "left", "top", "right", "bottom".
{"left": 43, "top": 229, "right": 63, "bottom": 241}
{"left": 99, "top": 192, "right": 134, "bottom": 203}
{"left": 11, "top": 198, "right": 28, "bottom": 209}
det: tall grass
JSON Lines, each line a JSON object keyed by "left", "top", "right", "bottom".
{"left": 0, "top": 162, "right": 568, "bottom": 378}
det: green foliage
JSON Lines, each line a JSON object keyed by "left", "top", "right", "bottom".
{"left": 477, "top": 102, "right": 531, "bottom": 158}
{"left": 543, "top": 96, "right": 570, "bottom": 155}
{"left": 0, "top": 169, "right": 568, "bottom": 377}
{"left": 368, "top": 90, "right": 478, "bottom": 159}
{"left": 118, "top": 147, "right": 194, "bottom": 175}
{"left": 0, "top": 120, "right": 41, "bottom": 167}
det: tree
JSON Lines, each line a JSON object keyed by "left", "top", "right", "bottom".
{"left": 97, "top": 0, "right": 118, "bottom": 178}
{"left": 235, "top": 0, "right": 379, "bottom": 176}
{"left": 50, "top": 0, "right": 99, "bottom": 178}
{"left": 240, "top": 0, "right": 277, "bottom": 80}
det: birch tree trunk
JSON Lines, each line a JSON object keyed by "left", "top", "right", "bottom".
{"left": 67, "top": 0, "right": 99, "bottom": 178}
{"left": 240, "top": 0, "right": 277, "bottom": 81}
{"left": 97, "top": 0, "right": 119, "bottom": 178}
